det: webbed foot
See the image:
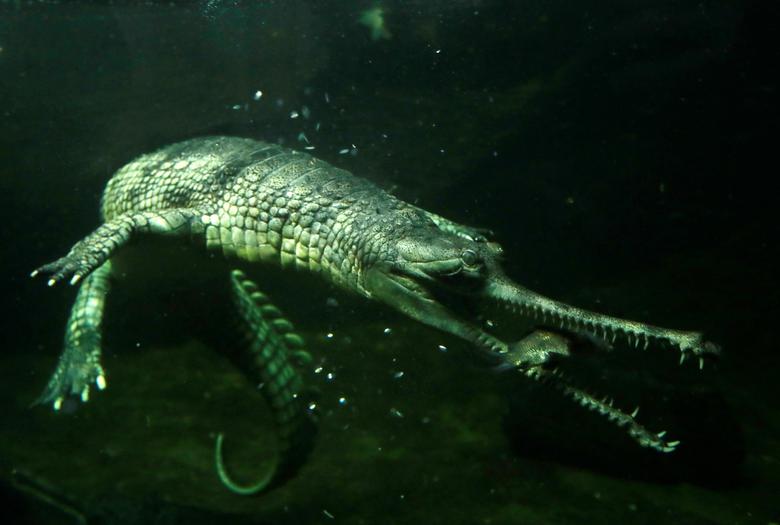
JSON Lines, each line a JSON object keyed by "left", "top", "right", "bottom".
{"left": 36, "top": 342, "right": 107, "bottom": 410}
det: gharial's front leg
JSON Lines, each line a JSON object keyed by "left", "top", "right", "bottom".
{"left": 36, "top": 261, "right": 113, "bottom": 410}
{"left": 31, "top": 208, "right": 206, "bottom": 286}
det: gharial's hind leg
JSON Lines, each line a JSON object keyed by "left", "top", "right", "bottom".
{"left": 36, "top": 260, "right": 113, "bottom": 410}
{"left": 31, "top": 208, "right": 204, "bottom": 286}
{"left": 214, "top": 269, "right": 316, "bottom": 495}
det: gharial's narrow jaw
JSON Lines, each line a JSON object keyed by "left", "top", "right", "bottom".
{"left": 364, "top": 232, "right": 721, "bottom": 453}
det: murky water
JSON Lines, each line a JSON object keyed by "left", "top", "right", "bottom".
{"left": 0, "top": 1, "right": 777, "bottom": 524}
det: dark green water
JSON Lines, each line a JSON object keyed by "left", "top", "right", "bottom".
{"left": 0, "top": 1, "right": 777, "bottom": 523}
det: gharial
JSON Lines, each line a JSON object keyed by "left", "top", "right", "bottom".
{"left": 32, "top": 136, "right": 721, "bottom": 495}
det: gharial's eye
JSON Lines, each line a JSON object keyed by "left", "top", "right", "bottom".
{"left": 460, "top": 249, "right": 480, "bottom": 268}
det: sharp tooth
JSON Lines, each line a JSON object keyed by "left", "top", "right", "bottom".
{"left": 679, "top": 353, "right": 687, "bottom": 365}
{"left": 631, "top": 407, "right": 639, "bottom": 418}
{"left": 667, "top": 440, "right": 680, "bottom": 447}
{"left": 643, "top": 336, "right": 649, "bottom": 350}
{"left": 699, "top": 357, "right": 704, "bottom": 370}
{"left": 657, "top": 430, "right": 667, "bottom": 438}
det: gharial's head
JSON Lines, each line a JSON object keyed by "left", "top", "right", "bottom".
{"left": 364, "top": 219, "right": 721, "bottom": 453}
{"left": 364, "top": 223, "right": 560, "bottom": 364}
{"left": 366, "top": 226, "right": 508, "bottom": 318}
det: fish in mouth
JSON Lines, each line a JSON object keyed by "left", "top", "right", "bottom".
{"left": 363, "top": 225, "right": 721, "bottom": 453}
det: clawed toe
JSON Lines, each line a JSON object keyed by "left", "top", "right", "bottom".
{"left": 31, "top": 258, "right": 76, "bottom": 286}
{"left": 31, "top": 254, "right": 93, "bottom": 286}
{"left": 36, "top": 363, "right": 107, "bottom": 411}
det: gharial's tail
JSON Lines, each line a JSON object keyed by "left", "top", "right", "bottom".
{"left": 215, "top": 269, "right": 317, "bottom": 495}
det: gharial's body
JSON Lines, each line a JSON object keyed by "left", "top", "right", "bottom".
{"left": 100, "top": 137, "right": 420, "bottom": 295}
{"left": 33, "top": 136, "right": 720, "bottom": 495}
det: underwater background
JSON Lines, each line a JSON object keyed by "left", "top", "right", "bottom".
{"left": 0, "top": 0, "right": 777, "bottom": 523}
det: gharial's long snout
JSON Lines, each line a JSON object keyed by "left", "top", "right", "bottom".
{"left": 484, "top": 273, "right": 721, "bottom": 369}
{"left": 481, "top": 271, "right": 721, "bottom": 453}
{"left": 365, "top": 230, "right": 720, "bottom": 454}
